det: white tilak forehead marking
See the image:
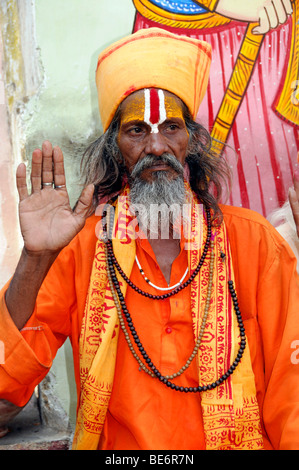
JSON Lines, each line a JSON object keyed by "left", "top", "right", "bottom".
{"left": 158, "top": 89, "right": 167, "bottom": 122}
{"left": 144, "top": 88, "right": 167, "bottom": 134}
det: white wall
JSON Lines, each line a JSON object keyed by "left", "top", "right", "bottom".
{"left": 25, "top": 0, "right": 136, "bottom": 205}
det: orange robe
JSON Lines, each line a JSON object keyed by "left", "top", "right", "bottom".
{"left": 0, "top": 205, "right": 299, "bottom": 450}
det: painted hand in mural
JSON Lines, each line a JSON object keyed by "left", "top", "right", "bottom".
{"left": 215, "top": 0, "right": 293, "bottom": 34}
{"left": 16, "top": 141, "right": 94, "bottom": 255}
{"left": 289, "top": 168, "right": 299, "bottom": 238}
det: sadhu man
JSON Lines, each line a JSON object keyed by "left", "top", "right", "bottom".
{"left": 0, "top": 28, "right": 299, "bottom": 451}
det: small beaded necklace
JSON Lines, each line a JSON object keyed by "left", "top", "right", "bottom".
{"left": 135, "top": 254, "right": 189, "bottom": 291}
{"left": 104, "top": 239, "right": 216, "bottom": 381}
{"left": 105, "top": 208, "right": 212, "bottom": 300}
{"left": 102, "top": 205, "right": 246, "bottom": 392}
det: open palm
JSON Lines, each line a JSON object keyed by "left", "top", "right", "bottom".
{"left": 17, "top": 141, "right": 94, "bottom": 255}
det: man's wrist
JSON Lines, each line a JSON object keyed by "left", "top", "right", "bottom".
{"left": 4, "top": 247, "right": 61, "bottom": 330}
{"left": 22, "top": 245, "right": 61, "bottom": 260}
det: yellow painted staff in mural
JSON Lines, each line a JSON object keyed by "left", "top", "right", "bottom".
{"left": 133, "top": 0, "right": 298, "bottom": 154}
{"left": 210, "top": 0, "right": 298, "bottom": 153}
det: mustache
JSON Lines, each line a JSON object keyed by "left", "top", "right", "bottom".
{"left": 130, "top": 153, "right": 184, "bottom": 179}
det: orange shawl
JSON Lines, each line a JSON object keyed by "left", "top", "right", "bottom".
{"left": 72, "top": 186, "right": 263, "bottom": 450}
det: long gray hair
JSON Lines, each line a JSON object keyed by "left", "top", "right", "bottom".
{"left": 80, "top": 104, "right": 231, "bottom": 223}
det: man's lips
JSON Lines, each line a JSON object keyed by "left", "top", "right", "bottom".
{"left": 130, "top": 155, "right": 184, "bottom": 179}
{"left": 148, "top": 163, "right": 170, "bottom": 171}
{"left": 138, "top": 163, "right": 173, "bottom": 180}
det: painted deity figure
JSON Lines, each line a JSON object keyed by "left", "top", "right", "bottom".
{"left": 133, "top": 0, "right": 299, "bottom": 217}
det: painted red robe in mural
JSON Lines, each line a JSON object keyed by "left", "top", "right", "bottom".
{"left": 133, "top": 0, "right": 299, "bottom": 217}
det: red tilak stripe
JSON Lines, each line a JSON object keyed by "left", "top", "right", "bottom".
{"left": 149, "top": 88, "right": 160, "bottom": 124}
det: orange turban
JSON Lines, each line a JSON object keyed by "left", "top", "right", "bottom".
{"left": 96, "top": 28, "right": 212, "bottom": 132}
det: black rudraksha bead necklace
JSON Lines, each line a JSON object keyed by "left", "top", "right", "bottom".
{"left": 105, "top": 208, "right": 212, "bottom": 300}
{"left": 102, "top": 205, "right": 246, "bottom": 392}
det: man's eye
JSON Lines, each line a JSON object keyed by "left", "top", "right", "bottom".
{"left": 129, "top": 126, "right": 143, "bottom": 134}
{"left": 166, "top": 123, "right": 179, "bottom": 132}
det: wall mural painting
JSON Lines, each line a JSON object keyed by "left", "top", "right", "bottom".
{"left": 132, "top": 0, "right": 299, "bottom": 217}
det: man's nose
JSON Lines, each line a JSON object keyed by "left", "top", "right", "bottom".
{"left": 144, "top": 131, "right": 169, "bottom": 156}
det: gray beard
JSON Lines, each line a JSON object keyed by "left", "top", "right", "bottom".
{"left": 129, "top": 154, "right": 186, "bottom": 238}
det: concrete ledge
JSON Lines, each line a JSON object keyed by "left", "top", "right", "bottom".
{"left": 0, "top": 387, "right": 72, "bottom": 450}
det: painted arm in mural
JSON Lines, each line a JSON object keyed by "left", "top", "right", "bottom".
{"left": 211, "top": 0, "right": 293, "bottom": 34}
{"left": 5, "top": 141, "right": 94, "bottom": 330}
{"left": 289, "top": 169, "right": 299, "bottom": 238}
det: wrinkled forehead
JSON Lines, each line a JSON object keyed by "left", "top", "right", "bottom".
{"left": 120, "top": 88, "right": 185, "bottom": 126}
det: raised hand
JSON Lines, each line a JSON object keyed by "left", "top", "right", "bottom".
{"left": 5, "top": 141, "right": 94, "bottom": 329}
{"left": 16, "top": 141, "right": 94, "bottom": 255}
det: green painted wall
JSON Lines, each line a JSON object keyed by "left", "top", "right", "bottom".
{"left": 24, "top": 0, "right": 136, "bottom": 205}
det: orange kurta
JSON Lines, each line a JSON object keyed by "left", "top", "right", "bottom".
{"left": 0, "top": 205, "right": 299, "bottom": 450}
{"left": 99, "top": 234, "right": 206, "bottom": 450}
